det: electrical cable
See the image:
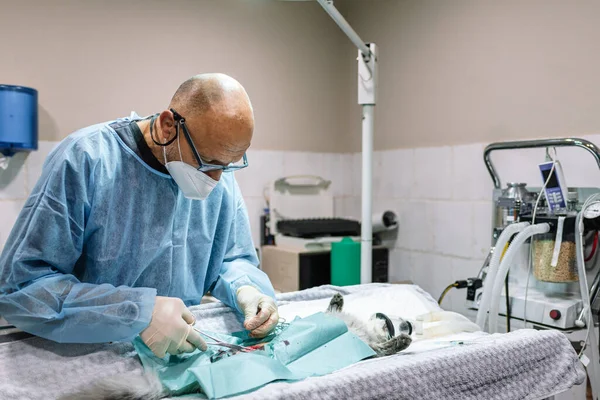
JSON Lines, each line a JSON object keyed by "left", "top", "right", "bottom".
{"left": 263, "top": 186, "right": 270, "bottom": 207}
{"left": 523, "top": 147, "right": 556, "bottom": 327}
{"left": 505, "top": 273, "right": 511, "bottom": 332}
{"left": 438, "top": 283, "right": 459, "bottom": 305}
{"left": 499, "top": 241, "right": 511, "bottom": 332}
{"left": 575, "top": 193, "right": 600, "bottom": 358}
{"left": 585, "top": 232, "right": 598, "bottom": 262}
{"left": 477, "top": 248, "right": 494, "bottom": 280}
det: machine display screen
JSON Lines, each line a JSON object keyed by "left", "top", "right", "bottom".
{"left": 541, "top": 167, "right": 559, "bottom": 188}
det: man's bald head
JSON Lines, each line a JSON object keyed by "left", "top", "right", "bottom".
{"left": 154, "top": 73, "right": 254, "bottom": 181}
{"left": 169, "top": 73, "right": 253, "bottom": 121}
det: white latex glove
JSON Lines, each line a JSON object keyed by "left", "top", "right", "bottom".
{"left": 236, "top": 286, "right": 279, "bottom": 338}
{"left": 140, "top": 296, "right": 207, "bottom": 358}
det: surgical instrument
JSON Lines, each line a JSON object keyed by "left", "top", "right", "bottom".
{"left": 193, "top": 327, "right": 254, "bottom": 352}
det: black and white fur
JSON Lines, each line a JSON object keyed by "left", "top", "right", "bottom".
{"left": 325, "top": 293, "right": 412, "bottom": 357}
{"left": 60, "top": 293, "right": 411, "bottom": 399}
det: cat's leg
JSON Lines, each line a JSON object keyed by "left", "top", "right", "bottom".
{"left": 327, "top": 293, "right": 344, "bottom": 312}
{"left": 369, "top": 313, "right": 395, "bottom": 339}
{"left": 371, "top": 333, "right": 412, "bottom": 357}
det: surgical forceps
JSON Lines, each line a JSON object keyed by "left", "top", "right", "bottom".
{"left": 193, "top": 327, "right": 254, "bottom": 352}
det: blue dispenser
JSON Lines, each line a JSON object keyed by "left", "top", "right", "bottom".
{"left": 0, "top": 85, "right": 38, "bottom": 157}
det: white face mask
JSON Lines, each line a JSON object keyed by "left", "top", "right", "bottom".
{"left": 163, "top": 135, "right": 218, "bottom": 201}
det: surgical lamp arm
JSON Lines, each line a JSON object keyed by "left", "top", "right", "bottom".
{"left": 483, "top": 138, "right": 600, "bottom": 189}
{"left": 315, "top": 0, "right": 373, "bottom": 62}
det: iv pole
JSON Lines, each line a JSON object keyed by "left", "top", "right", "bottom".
{"left": 314, "top": 0, "right": 378, "bottom": 284}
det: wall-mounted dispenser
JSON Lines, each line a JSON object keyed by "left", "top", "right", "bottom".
{"left": 0, "top": 84, "right": 38, "bottom": 169}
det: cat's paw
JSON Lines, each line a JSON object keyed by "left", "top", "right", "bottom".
{"left": 372, "top": 312, "right": 395, "bottom": 339}
{"left": 327, "top": 293, "right": 344, "bottom": 312}
{"left": 373, "top": 333, "right": 413, "bottom": 357}
{"left": 393, "top": 333, "right": 412, "bottom": 352}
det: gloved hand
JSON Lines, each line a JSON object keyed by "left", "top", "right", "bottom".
{"left": 140, "top": 296, "right": 207, "bottom": 358}
{"left": 236, "top": 286, "right": 279, "bottom": 338}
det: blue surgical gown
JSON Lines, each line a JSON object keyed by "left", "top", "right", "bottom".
{"left": 0, "top": 113, "right": 275, "bottom": 344}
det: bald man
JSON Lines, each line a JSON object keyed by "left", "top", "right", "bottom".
{"left": 0, "top": 73, "right": 279, "bottom": 358}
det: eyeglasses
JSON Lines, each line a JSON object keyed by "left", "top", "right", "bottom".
{"left": 170, "top": 108, "right": 249, "bottom": 173}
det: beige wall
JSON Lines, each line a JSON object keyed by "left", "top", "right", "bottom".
{"left": 341, "top": 0, "right": 600, "bottom": 151}
{"left": 7, "top": 0, "right": 595, "bottom": 153}
{"left": 1, "top": 0, "right": 351, "bottom": 152}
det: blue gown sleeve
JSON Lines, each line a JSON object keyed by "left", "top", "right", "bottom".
{"left": 0, "top": 140, "right": 156, "bottom": 343}
{"left": 210, "top": 179, "right": 276, "bottom": 314}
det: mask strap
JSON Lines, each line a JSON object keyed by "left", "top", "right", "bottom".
{"left": 176, "top": 124, "right": 184, "bottom": 161}
{"left": 150, "top": 114, "right": 177, "bottom": 147}
{"left": 163, "top": 124, "right": 185, "bottom": 165}
{"left": 162, "top": 141, "right": 168, "bottom": 164}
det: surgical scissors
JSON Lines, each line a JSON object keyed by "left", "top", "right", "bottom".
{"left": 193, "top": 327, "right": 254, "bottom": 352}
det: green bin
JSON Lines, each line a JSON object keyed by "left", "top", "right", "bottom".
{"left": 330, "top": 237, "right": 361, "bottom": 286}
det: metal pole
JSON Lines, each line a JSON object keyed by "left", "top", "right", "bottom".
{"left": 311, "top": 0, "right": 377, "bottom": 283}
{"left": 361, "top": 105, "right": 375, "bottom": 283}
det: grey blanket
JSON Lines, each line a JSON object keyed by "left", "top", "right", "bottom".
{"left": 0, "top": 284, "right": 586, "bottom": 400}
